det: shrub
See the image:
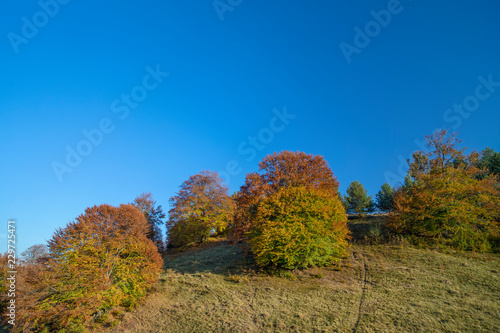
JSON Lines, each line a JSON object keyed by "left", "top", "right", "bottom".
{"left": 388, "top": 166, "right": 500, "bottom": 252}
{"left": 387, "top": 130, "right": 500, "bottom": 252}
{"left": 249, "top": 186, "right": 349, "bottom": 270}
{"left": 15, "top": 204, "right": 163, "bottom": 332}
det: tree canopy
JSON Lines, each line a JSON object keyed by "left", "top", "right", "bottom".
{"left": 476, "top": 147, "right": 500, "bottom": 177}
{"left": 249, "top": 186, "right": 349, "bottom": 269}
{"left": 133, "top": 192, "right": 166, "bottom": 252}
{"left": 344, "top": 180, "right": 374, "bottom": 217}
{"left": 375, "top": 183, "right": 395, "bottom": 213}
{"left": 167, "top": 171, "right": 235, "bottom": 248}
{"left": 232, "top": 151, "right": 340, "bottom": 241}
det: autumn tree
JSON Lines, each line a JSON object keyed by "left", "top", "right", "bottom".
{"left": 15, "top": 204, "right": 163, "bottom": 332}
{"left": 232, "top": 151, "right": 340, "bottom": 241}
{"left": 375, "top": 183, "right": 395, "bottom": 213}
{"left": 167, "top": 171, "right": 235, "bottom": 248}
{"left": 387, "top": 130, "right": 500, "bottom": 252}
{"left": 20, "top": 243, "right": 50, "bottom": 265}
{"left": 344, "top": 181, "right": 374, "bottom": 217}
{"left": 249, "top": 187, "right": 349, "bottom": 269}
{"left": 133, "top": 192, "right": 166, "bottom": 252}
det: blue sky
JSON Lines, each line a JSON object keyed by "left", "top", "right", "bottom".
{"left": 1, "top": 0, "right": 499, "bottom": 253}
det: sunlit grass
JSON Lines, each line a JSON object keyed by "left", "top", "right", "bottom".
{"left": 102, "top": 218, "right": 500, "bottom": 333}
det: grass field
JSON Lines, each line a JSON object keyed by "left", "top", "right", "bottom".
{"left": 99, "top": 216, "right": 500, "bottom": 332}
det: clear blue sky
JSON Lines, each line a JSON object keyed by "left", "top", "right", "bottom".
{"left": 1, "top": 0, "right": 499, "bottom": 253}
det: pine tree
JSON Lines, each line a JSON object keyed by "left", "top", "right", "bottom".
{"left": 345, "top": 181, "right": 374, "bottom": 217}
{"left": 375, "top": 183, "right": 395, "bottom": 213}
{"left": 476, "top": 147, "right": 500, "bottom": 177}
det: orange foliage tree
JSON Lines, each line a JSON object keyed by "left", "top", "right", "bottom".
{"left": 232, "top": 151, "right": 341, "bottom": 242}
{"left": 387, "top": 130, "right": 500, "bottom": 252}
{"left": 167, "top": 171, "right": 235, "bottom": 248}
{"left": 15, "top": 204, "right": 163, "bottom": 332}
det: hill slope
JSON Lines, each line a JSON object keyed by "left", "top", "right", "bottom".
{"left": 104, "top": 218, "right": 500, "bottom": 333}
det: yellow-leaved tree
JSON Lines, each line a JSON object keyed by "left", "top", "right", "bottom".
{"left": 167, "top": 171, "right": 235, "bottom": 248}
{"left": 235, "top": 151, "right": 349, "bottom": 269}
{"left": 249, "top": 186, "right": 349, "bottom": 269}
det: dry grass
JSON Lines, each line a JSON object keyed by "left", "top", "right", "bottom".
{"left": 101, "top": 218, "right": 500, "bottom": 333}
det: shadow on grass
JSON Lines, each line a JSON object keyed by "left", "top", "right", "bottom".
{"left": 164, "top": 239, "right": 256, "bottom": 276}
{"left": 165, "top": 217, "right": 393, "bottom": 275}
{"left": 164, "top": 216, "right": 397, "bottom": 276}
{"left": 347, "top": 215, "right": 390, "bottom": 244}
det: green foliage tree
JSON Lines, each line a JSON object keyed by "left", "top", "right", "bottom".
{"left": 249, "top": 187, "right": 349, "bottom": 269}
{"left": 402, "top": 174, "right": 414, "bottom": 193}
{"left": 167, "top": 171, "right": 235, "bottom": 248}
{"left": 15, "top": 204, "right": 163, "bottom": 332}
{"left": 133, "top": 192, "right": 166, "bottom": 252}
{"left": 375, "top": 183, "right": 395, "bottom": 212}
{"left": 476, "top": 147, "right": 500, "bottom": 176}
{"left": 344, "top": 181, "right": 374, "bottom": 217}
{"left": 339, "top": 193, "right": 349, "bottom": 211}
{"left": 388, "top": 130, "right": 500, "bottom": 252}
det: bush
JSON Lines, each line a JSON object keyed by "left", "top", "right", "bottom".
{"left": 249, "top": 187, "right": 349, "bottom": 269}
{"left": 387, "top": 166, "right": 500, "bottom": 252}
{"left": 15, "top": 204, "right": 163, "bottom": 332}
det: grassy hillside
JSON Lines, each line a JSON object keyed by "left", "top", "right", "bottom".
{"left": 102, "top": 217, "right": 500, "bottom": 333}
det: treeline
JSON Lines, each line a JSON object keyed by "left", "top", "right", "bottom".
{"left": 2, "top": 129, "right": 499, "bottom": 332}
{"left": 165, "top": 130, "right": 499, "bottom": 254}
